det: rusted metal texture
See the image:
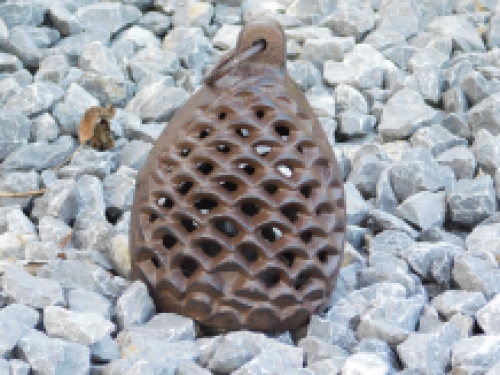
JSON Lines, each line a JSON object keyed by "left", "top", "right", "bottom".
{"left": 130, "top": 17, "right": 346, "bottom": 332}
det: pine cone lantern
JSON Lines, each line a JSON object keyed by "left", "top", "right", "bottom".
{"left": 130, "top": 18, "right": 346, "bottom": 332}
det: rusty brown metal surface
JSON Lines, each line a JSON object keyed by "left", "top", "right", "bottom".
{"left": 130, "top": 18, "right": 346, "bottom": 332}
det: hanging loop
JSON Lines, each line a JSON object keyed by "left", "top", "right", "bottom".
{"left": 203, "top": 39, "right": 266, "bottom": 86}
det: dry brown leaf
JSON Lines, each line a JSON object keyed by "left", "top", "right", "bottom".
{"left": 475, "top": 0, "right": 486, "bottom": 11}
{"left": 78, "top": 105, "right": 116, "bottom": 147}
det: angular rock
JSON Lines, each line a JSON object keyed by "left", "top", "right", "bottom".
{"left": 126, "top": 82, "right": 188, "bottom": 123}
{"left": 397, "top": 323, "right": 460, "bottom": 374}
{"left": 0, "top": 171, "right": 39, "bottom": 208}
{"left": 1, "top": 136, "right": 76, "bottom": 172}
{"left": 467, "top": 93, "right": 500, "bottom": 135}
{"left": 379, "top": 88, "right": 437, "bottom": 140}
{"left": 395, "top": 191, "right": 446, "bottom": 231}
{"left": 57, "top": 148, "right": 117, "bottom": 180}
{"left": 37, "top": 259, "right": 126, "bottom": 301}
{"left": 443, "top": 87, "right": 468, "bottom": 113}
{"left": 32, "top": 113, "right": 59, "bottom": 143}
{"left": 410, "top": 124, "right": 467, "bottom": 157}
{"left": 476, "top": 294, "right": 500, "bottom": 335}
{"left": 431, "top": 290, "right": 487, "bottom": 319}
{"left": 307, "top": 315, "right": 358, "bottom": 352}
{"left": 368, "top": 229, "right": 415, "bottom": 258}
{"left": 0, "top": 304, "right": 39, "bottom": 357}
{"left": 0, "top": 1, "right": 45, "bottom": 28}
{"left": 453, "top": 252, "right": 500, "bottom": 299}
{"left": 442, "top": 112, "right": 471, "bottom": 140}
{"left": 375, "top": 167, "right": 399, "bottom": 214}
{"left": 172, "top": 2, "right": 213, "bottom": 31}
{"left": 416, "top": 65, "right": 444, "bottom": 105}
{"left": 348, "top": 146, "right": 389, "bottom": 198}
{"left": 341, "top": 353, "right": 390, "bottom": 375}
{"left": 17, "top": 329, "right": 90, "bottom": 375}
{"left": 335, "top": 84, "right": 368, "bottom": 114}
{"left": 357, "top": 295, "right": 423, "bottom": 346}
{"left": 8, "top": 359, "right": 30, "bottom": 375}
{"left": 447, "top": 174, "right": 497, "bottom": 227}
{"left": 472, "top": 129, "right": 500, "bottom": 174}
{"left": 119, "top": 140, "right": 153, "bottom": 170}
{"left": 76, "top": 3, "right": 142, "bottom": 36}
{"left": 3, "top": 81, "right": 64, "bottom": 118}
{"left": 44, "top": 305, "right": 115, "bottom": 345}
{"left": 109, "top": 234, "right": 131, "bottom": 279}
{"left": 389, "top": 147, "right": 454, "bottom": 202}
{"left": 452, "top": 336, "right": 500, "bottom": 373}
{"left": 466, "top": 223, "right": 500, "bottom": 259}
{"left": 68, "top": 288, "right": 112, "bottom": 319}
{"left": 437, "top": 146, "right": 476, "bottom": 180}
{"left": 365, "top": 209, "right": 419, "bottom": 238}
{"left": 25, "top": 241, "right": 64, "bottom": 261}
{"left": 91, "top": 335, "right": 120, "bottom": 363}
{"left": 319, "top": 4, "right": 375, "bottom": 41}
{"left": 402, "top": 241, "right": 462, "bottom": 286}
{"left": 449, "top": 313, "right": 474, "bottom": 339}
{"left": 1, "top": 265, "right": 64, "bottom": 308}
{"left": 338, "top": 111, "right": 376, "bottom": 138}
{"left": 354, "top": 338, "right": 398, "bottom": 369}
{"left": 287, "top": 60, "right": 322, "bottom": 91}
{"left": 426, "top": 14, "right": 484, "bottom": 52}
{"left": 162, "top": 27, "right": 213, "bottom": 70}
{"left": 301, "top": 37, "right": 352, "bottom": 65}
{"left": 345, "top": 182, "right": 369, "bottom": 226}
{"left": 178, "top": 360, "right": 211, "bottom": 375}
{"left": 35, "top": 54, "right": 70, "bottom": 85}
{"left": 2, "top": 26, "right": 60, "bottom": 69}
{"left": 138, "top": 11, "right": 172, "bottom": 36}
{"left": 115, "top": 281, "right": 155, "bottom": 330}
{"left": 32, "top": 178, "right": 78, "bottom": 224}
{"left": 77, "top": 71, "right": 130, "bottom": 107}
{"left": 48, "top": 5, "right": 82, "bottom": 37}
{"left": 460, "top": 71, "right": 493, "bottom": 106}
{"left": 299, "top": 337, "right": 348, "bottom": 366}
{"left": 128, "top": 45, "right": 179, "bottom": 83}
{"left": 0, "top": 52, "right": 22, "bottom": 73}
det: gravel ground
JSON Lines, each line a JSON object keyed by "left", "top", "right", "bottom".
{"left": 1, "top": 0, "right": 500, "bottom": 374}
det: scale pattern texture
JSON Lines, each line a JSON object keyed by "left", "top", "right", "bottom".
{"left": 131, "top": 74, "right": 346, "bottom": 331}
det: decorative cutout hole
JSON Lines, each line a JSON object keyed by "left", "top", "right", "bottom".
{"left": 255, "top": 109, "right": 265, "bottom": 119}
{"left": 262, "top": 226, "right": 282, "bottom": 243}
{"left": 294, "top": 271, "right": 310, "bottom": 290}
{"left": 281, "top": 205, "right": 299, "bottom": 223}
{"left": 163, "top": 234, "right": 177, "bottom": 250}
{"left": 181, "top": 148, "right": 190, "bottom": 157}
{"left": 149, "top": 213, "right": 159, "bottom": 223}
{"left": 255, "top": 144, "right": 271, "bottom": 156}
{"left": 200, "top": 240, "right": 222, "bottom": 258}
{"left": 218, "top": 112, "right": 227, "bottom": 121}
{"left": 217, "top": 144, "right": 230, "bottom": 153}
{"left": 278, "top": 251, "right": 295, "bottom": 267}
{"left": 236, "top": 128, "right": 250, "bottom": 138}
{"left": 264, "top": 184, "right": 278, "bottom": 195}
{"left": 260, "top": 270, "right": 280, "bottom": 288}
{"left": 180, "top": 258, "right": 198, "bottom": 278}
{"left": 317, "top": 250, "right": 330, "bottom": 263}
{"left": 316, "top": 203, "right": 334, "bottom": 216}
{"left": 158, "top": 196, "right": 174, "bottom": 209}
{"left": 197, "top": 162, "right": 214, "bottom": 175}
{"left": 181, "top": 218, "right": 198, "bottom": 232}
{"left": 151, "top": 254, "right": 161, "bottom": 268}
{"left": 239, "top": 163, "right": 255, "bottom": 175}
{"left": 215, "top": 220, "right": 239, "bottom": 237}
{"left": 195, "top": 198, "right": 218, "bottom": 214}
{"left": 277, "top": 164, "right": 293, "bottom": 178}
{"left": 220, "top": 180, "right": 238, "bottom": 192}
{"left": 178, "top": 181, "right": 193, "bottom": 196}
{"left": 297, "top": 145, "right": 303, "bottom": 154}
{"left": 275, "top": 125, "right": 290, "bottom": 140}
{"left": 300, "top": 231, "right": 313, "bottom": 244}
{"left": 253, "top": 38, "right": 267, "bottom": 50}
{"left": 241, "top": 202, "right": 260, "bottom": 217}
{"left": 200, "top": 129, "right": 211, "bottom": 139}
{"left": 105, "top": 207, "right": 122, "bottom": 225}
{"left": 239, "top": 246, "right": 258, "bottom": 263}
{"left": 300, "top": 185, "right": 312, "bottom": 198}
